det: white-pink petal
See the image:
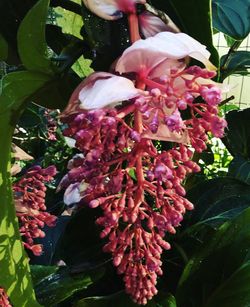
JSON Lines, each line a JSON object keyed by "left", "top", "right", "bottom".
{"left": 116, "top": 31, "right": 216, "bottom": 77}
{"left": 82, "top": 0, "right": 120, "bottom": 20}
{"left": 78, "top": 72, "right": 144, "bottom": 109}
{"left": 62, "top": 72, "right": 145, "bottom": 115}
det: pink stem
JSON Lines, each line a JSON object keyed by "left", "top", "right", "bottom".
{"left": 128, "top": 13, "right": 141, "bottom": 43}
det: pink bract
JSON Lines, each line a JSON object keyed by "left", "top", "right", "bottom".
{"left": 116, "top": 31, "right": 216, "bottom": 77}
{"left": 63, "top": 72, "right": 145, "bottom": 115}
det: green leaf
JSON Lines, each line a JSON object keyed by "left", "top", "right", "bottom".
{"left": 30, "top": 74, "right": 78, "bottom": 110}
{"left": 35, "top": 266, "right": 99, "bottom": 306}
{"left": 0, "top": 112, "right": 40, "bottom": 306}
{"left": 177, "top": 207, "right": 250, "bottom": 307}
{"left": 185, "top": 177, "right": 250, "bottom": 229}
{"left": 0, "top": 70, "right": 76, "bottom": 111}
{"left": 220, "top": 51, "right": 250, "bottom": 79}
{"left": 74, "top": 291, "right": 176, "bottom": 307}
{"left": 205, "top": 261, "right": 250, "bottom": 307}
{"left": 228, "top": 155, "right": 250, "bottom": 185}
{"left": 72, "top": 56, "right": 93, "bottom": 78}
{"left": 212, "top": 0, "right": 250, "bottom": 40}
{"left": 17, "top": 0, "right": 54, "bottom": 74}
{"left": 150, "top": 0, "right": 219, "bottom": 67}
{"left": 31, "top": 265, "right": 58, "bottom": 285}
{"left": 0, "top": 33, "right": 8, "bottom": 60}
{"left": 55, "top": 1, "right": 83, "bottom": 39}
{"left": 224, "top": 34, "right": 236, "bottom": 47}
{"left": 222, "top": 108, "right": 250, "bottom": 158}
{"left": 0, "top": 71, "right": 51, "bottom": 112}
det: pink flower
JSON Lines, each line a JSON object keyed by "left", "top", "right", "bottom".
{"left": 82, "top": 0, "right": 145, "bottom": 20}
{"left": 164, "top": 109, "right": 185, "bottom": 132}
{"left": 200, "top": 86, "right": 222, "bottom": 106}
{"left": 210, "top": 116, "right": 227, "bottom": 138}
{"left": 60, "top": 29, "right": 228, "bottom": 305}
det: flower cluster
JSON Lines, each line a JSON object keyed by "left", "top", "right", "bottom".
{"left": 59, "top": 1, "right": 227, "bottom": 304}
{"left": 13, "top": 165, "right": 57, "bottom": 256}
{"left": 59, "top": 62, "right": 225, "bottom": 303}
{"left": 0, "top": 288, "right": 11, "bottom": 307}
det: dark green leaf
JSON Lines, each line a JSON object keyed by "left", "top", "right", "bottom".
{"left": 222, "top": 108, "right": 250, "bottom": 158}
{"left": 150, "top": 0, "right": 219, "bottom": 67}
{"left": 31, "top": 265, "right": 58, "bottom": 285}
{"left": 228, "top": 155, "right": 250, "bottom": 185}
{"left": 221, "top": 51, "right": 250, "bottom": 79}
{"left": 0, "top": 71, "right": 51, "bottom": 112}
{"left": 74, "top": 291, "right": 176, "bottom": 307}
{"left": 212, "top": 0, "right": 250, "bottom": 40}
{"left": 186, "top": 177, "right": 250, "bottom": 228}
{"left": 31, "top": 74, "right": 78, "bottom": 110}
{"left": 35, "top": 266, "right": 102, "bottom": 306}
{"left": 177, "top": 207, "right": 250, "bottom": 307}
{"left": 0, "top": 33, "right": 8, "bottom": 60}
{"left": 205, "top": 261, "right": 250, "bottom": 307}
{"left": 17, "top": 0, "right": 54, "bottom": 74}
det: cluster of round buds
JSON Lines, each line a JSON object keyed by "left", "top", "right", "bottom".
{"left": 0, "top": 288, "right": 11, "bottom": 307}
{"left": 59, "top": 104, "right": 203, "bottom": 304}
{"left": 13, "top": 165, "right": 57, "bottom": 256}
{"left": 59, "top": 36, "right": 227, "bottom": 305}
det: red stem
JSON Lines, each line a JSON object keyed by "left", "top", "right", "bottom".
{"left": 128, "top": 13, "right": 141, "bottom": 43}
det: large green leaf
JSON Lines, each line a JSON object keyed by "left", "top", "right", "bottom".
{"left": 0, "top": 71, "right": 51, "bottom": 113}
{"left": 212, "top": 0, "right": 250, "bottom": 40}
{"left": 205, "top": 261, "right": 250, "bottom": 307}
{"left": 220, "top": 51, "right": 250, "bottom": 80}
{"left": 185, "top": 177, "right": 250, "bottom": 228}
{"left": 222, "top": 108, "right": 250, "bottom": 158}
{"left": 150, "top": 0, "right": 219, "bottom": 67}
{"left": 35, "top": 266, "right": 103, "bottom": 306}
{"left": 75, "top": 291, "right": 176, "bottom": 307}
{"left": 228, "top": 155, "right": 250, "bottom": 185}
{"left": 0, "top": 33, "right": 8, "bottom": 61}
{"left": 17, "top": 0, "right": 54, "bottom": 74}
{"left": 177, "top": 208, "right": 250, "bottom": 307}
{"left": 0, "top": 70, "right": 76, "bottom": 111}
{"left": 0, "top": 112, "right": 40, "bottom": 306}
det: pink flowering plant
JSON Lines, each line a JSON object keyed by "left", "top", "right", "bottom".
{"left": 0, "top": 0, "right": 250, "bottom": 306}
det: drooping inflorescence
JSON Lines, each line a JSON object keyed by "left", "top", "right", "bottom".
{"left": 59, "top": 65, "right": 226, "bottom": 304}
{"left": 59, "top": 1, "right": 227, "bottom": 304}
{"left": 13, "top": 165, "right": 57, "bottom": 256}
